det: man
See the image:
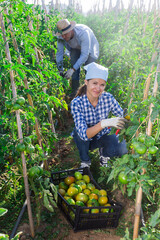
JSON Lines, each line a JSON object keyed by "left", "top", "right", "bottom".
{"left": 55, "top": 19, "right": 99, "bottom": 99}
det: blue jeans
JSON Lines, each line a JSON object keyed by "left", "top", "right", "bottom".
{"left": 70, "top": 49, "right": 97, "bottom": 99}
{"left": 73, "top": 128, "right": 128, "bottom": 162}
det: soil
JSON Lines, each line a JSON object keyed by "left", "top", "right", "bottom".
{"left": 17, "top": 113, "right": 135, "bottom": 240}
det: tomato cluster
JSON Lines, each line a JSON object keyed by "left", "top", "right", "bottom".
{"left": 58, "top": 171, "right": 112, "bottom": 216}
{"left": 5, "top": 96, "right": 25, "bottom": 111}
{"left": 132, "top": 134, "right": 158, "bottom": 155}
{"left": 16, "top": 136, "right": 35, "bottom": 154}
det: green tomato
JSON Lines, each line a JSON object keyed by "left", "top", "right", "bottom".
{"left": 5, "top": 100, "right": 12, "bottom": 109}
{"left": 28, "top": 166, "right": 43, "bottom": 179}
{"left": 138, "top": 133, "right": 146, "bottom": 143}
{"left": 132, "top": 141, "right": 140, "bottom": 150}
{"left": 118, "top": 171, "right": 128, "bottom": 184}
{"left": 136, "top": 144, "right": 147, "bottom": 154}
{"left": 26, "top": 144, "right": 35, "bottom": 154}
{"left": 13, "top": 103, "right": 21, "bottom": 110}
{"left": 16, "top": 143, "right": 26, "bottom": 152}
{"left": 145, "top": 136, "right": 155, "bottom": 147}
{"left": 16, "top": 97, "right": 25, "bottom": 106}
{"left": 148, "top": 146, "right": 158, "bottom": 154}
{"left": 24, "top": 137, "right": 32, "bottom": 145}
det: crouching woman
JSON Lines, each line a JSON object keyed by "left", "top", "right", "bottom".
{"left": 71, "top": 62, "right": 128, "bottom": 168}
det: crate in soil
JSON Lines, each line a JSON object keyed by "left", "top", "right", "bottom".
{"left": 51, "top": 167, "right": 122, "bottom": 232}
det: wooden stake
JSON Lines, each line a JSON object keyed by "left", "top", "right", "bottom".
{"left": 0, "top": 11, "right": 35, "bottom": 238}
{"left": 146, "top": 59, "right": 159, "bottom": 136}
{"left": 133, "top": 186, "right": 143, "bottom": 240}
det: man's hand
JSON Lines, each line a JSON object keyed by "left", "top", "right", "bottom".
{"left": 101, "top": 117, "right": 127, "bottom": 129}
{"left": 65, "top": 68, "right": 75, "bottom": 79}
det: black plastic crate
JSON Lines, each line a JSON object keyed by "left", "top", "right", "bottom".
{"left": 51, "top": 167, "right": 122, "bottom": 232}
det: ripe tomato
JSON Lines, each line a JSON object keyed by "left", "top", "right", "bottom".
{"left": 89, "top": 193, "right": 98, "bottom": 200}
{"left": 67, "top": 187, "right": 78, "bottom": 197}
{"left": 98, "top": 196, "right": 108, "bottom": 206}
{"left": 82, "top": 175, "right": 90, "bottom": 183}
{"left": 75, "top": 193, "right": 88, "bottom": 203}
{"left": 99, "top": 189, "right": 107, "bottom": 196}
{"left": 136, "top": 144, "right": 147, "bottom": 154}
{"left": 64, "top": 176, "right": 75, "bottom": 185}
{"left": 148, "top": 146, "right": 158, "bottom": 154}
{"left": 91, "top": 208, "right": 99, "bottom": 214}
{"left": 118, "top": 171, "right": 128, "bottom": 184}
{"left": 101, "top": 203, "right": 112, "bottom": 213}
{"left": 91, "top": 189, "right": 100, "bottom": 195}
{"left": 86, "top": 183, "right": 95, "bottom": 191}
{"left": 75, "top": 180, "right": 86, "bottom": 190}
{"left": 83, "top": 188, "right": 91, "bottom": 195}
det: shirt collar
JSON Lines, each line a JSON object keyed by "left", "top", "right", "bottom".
{"left": 83, "top": 92, "right": 104, "bottom": 108}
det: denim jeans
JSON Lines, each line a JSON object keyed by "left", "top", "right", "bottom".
{"left": 72, "top": 128, "right": 128, "bottom": 162}
{"left": 70, "top": 49, "right": 97, "bottom": 99}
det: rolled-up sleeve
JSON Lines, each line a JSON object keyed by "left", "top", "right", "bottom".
{"left": 73, "top": 31, "right": 90, "bottom": 70}
{"left": 71, "top": 99, "right": 89, "bottom": 141}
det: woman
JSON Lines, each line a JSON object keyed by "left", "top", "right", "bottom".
{"left": 71, "top": 62, "right": 128, "bottom": 168}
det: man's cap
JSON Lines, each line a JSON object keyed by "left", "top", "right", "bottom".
{"left": 84, "top": 62, "right": 108, "bottom": 82}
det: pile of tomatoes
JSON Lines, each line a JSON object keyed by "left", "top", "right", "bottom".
{"left": 58, "top": 171, "right": 112, "bottom": 214}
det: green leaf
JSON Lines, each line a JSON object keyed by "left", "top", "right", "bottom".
{"left": 0, "top": 208, "right": 8, "bottom": 217}
{"left": 0, "top": 233, "right": 9, "bottom": 240}
{"left": 149, "top": 209, "right": 160, "bottom": 228}
{"left": 12, "top": 232, "right": 22, "bottom": 240}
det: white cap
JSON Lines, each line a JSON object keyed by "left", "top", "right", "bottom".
{"left": 84, "top": 62, "right": 108, "bottom": 82}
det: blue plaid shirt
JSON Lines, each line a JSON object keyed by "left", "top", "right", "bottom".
{"left": 71, "top": 92, "right": 123, "bottom": 141}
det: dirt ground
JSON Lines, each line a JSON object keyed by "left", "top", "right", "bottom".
{"left": 18, "top": 188, "right": 135, "bottom": 240}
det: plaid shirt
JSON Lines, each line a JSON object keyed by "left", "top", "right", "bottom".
{"left": 71, "top": 92, "right": 123, "bottom": 141}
